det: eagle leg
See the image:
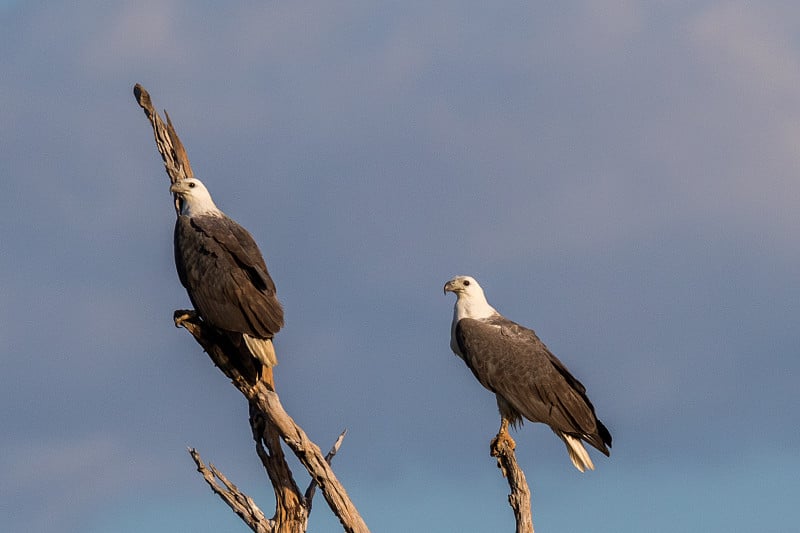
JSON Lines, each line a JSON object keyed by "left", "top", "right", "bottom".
{"left": 492, "top": 417, "right": 517, "bottom": 451}
{"left": 490, "top": 417, "right": 516, "bottom": 476}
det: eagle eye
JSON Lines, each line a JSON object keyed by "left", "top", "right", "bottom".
{"left": 463, "top": 279, "right": 470, "bottom": 286}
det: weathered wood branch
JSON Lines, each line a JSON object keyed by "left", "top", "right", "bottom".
{"left": 175, "top": 311, "right": 370, "bottom": 533}
{"left": 305, "top": 429, "right": 347, "bottom": 514}
{"left": 491, "top": 432, "right": 534, "bottom": 533}
{"left": 188, "top": 407, "right": 348, "bottom": 533}
{"left": 189, "top": 448, "right": 272, "bottom": 533}
{"left": 133, "top": 83, "right": 193, "bottom": 215}
{"left": 249, "top": 400, "right": 307, "bottom": 532}
{"left": 250, "top": 407, "right": 346, "bottom": 524}
{"left": 250, "top": 388, "right": 368, "bottom": 533}
{"left": 134, "top": 84, "right": 368, "bottom": 533}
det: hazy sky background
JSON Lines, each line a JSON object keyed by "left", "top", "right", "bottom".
{"left": 2, "top": 1, "right": 798, "bottom": 532}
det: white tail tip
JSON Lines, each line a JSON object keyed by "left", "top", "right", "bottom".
{"left": 243, "top": 335, "right": 278, "bottom": 367}
{"left": 560, "top": 432, "right": 595, "bottom": 472}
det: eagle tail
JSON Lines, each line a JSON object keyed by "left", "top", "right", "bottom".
{"left": 558, "top": 432, "right": 595, "bottom": 472}
{"left": 243, "top": 335, "right": 278, "bottom": 367}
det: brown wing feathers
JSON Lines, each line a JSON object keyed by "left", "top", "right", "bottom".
{"left": 456, "top": 317, "right": 611, "bottom": 455}
{"left": 174, "top": 215, "right": 283, "bottom": 340}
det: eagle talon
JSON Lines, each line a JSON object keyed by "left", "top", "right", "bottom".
{"left": 174, "top": 309, "right": 198, "bottom": 328}
{"left": 490, "top": 420, "right": 516, "bottom": 456}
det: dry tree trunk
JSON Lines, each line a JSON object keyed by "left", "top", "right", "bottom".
{"left": 133, "top": 84, "right": 369, "bottom": 533}
{"left": 491, "top": 435, "right": 535, "bottom": 533}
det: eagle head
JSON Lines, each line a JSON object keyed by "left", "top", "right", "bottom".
{"left": 444, "top": 275, "right": 497, "bottom": 320}
{"left": 443, "top": 275, "right": 480, "bottom": 295}
{"left": 170, "top": 178, "right": 221, "bottom": 217}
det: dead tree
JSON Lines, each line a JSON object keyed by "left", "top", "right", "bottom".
{"left": 134, "top": 83, "right": 536, "bottom": 533}
{"left": 133, "top": 84, "right": 369, "bottom": 533}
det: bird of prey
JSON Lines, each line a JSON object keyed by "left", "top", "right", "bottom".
{"left": 171, "top": 178, "right": 283, "bottom": 369}
{"left": 444, "top": 275, "right": 611, "bottom": 471}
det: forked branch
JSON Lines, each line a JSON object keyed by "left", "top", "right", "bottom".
{"left": 190, "top": 448, "right": 272, "bottom": 533}
{"left": 134, "top": 84, "right": 368, "bottom": 533}
{"left": 175, "top": 311, "right": 369, "bottom": 533}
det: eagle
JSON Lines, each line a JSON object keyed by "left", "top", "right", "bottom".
{"left": 444, "top": 275, "right": 611, "bottom": 471}
{"left": 171, "top": 178, "right": 284, "bottom": 369}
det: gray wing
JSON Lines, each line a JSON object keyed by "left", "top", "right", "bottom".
{"left": 174, "top": 215, "right": 284, "bottom": 338}
{"left": 455, "top": 316, "right": 611, "bottom": 455}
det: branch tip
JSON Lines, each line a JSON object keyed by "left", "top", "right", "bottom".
{"left": 133, "top": 83, "right": 152, "bottom": 110}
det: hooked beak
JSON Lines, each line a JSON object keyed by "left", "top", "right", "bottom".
{"left": 443, "top": 280, "right": 455, "bottom": 295}
{"left": 170, "top": 182, "right": 187, "bottom": 213}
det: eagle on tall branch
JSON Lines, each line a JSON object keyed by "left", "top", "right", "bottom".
{"left": 171, "top": 178, "right": 283, "bottom": 369}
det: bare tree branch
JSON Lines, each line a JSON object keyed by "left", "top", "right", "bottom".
{"left": 249, "top": 401, "right": 307, "bottom": 532}
{"left": 174, "top": 311, "right": 369, "bottom": 533}
{"left": 133, "top": 83, "right": 193, "bottom": 215}
{"left": 252, "top": 390, "right": 368, "bottom": 533}
{"left": 305, "top": 430, "right": 347, "bottom": 514}
{"left": 491, "top": 431, "right": 534, "bottom": 533}
{"left": 189, "top": 448, "right": 272, "bottom": 533}
{"left": 134, "top": 84, "right": 369, "bottom": 533}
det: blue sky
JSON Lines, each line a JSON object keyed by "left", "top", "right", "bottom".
{"left": 2, "top": 2, "right": 798, "bottom": 532}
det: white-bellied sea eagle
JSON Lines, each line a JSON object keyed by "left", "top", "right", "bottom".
{"left": 171, "top": 178, "right": 284, "bottom": 368}
{"left": 444, "top": 275, "right": 611, "bottom": 471}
